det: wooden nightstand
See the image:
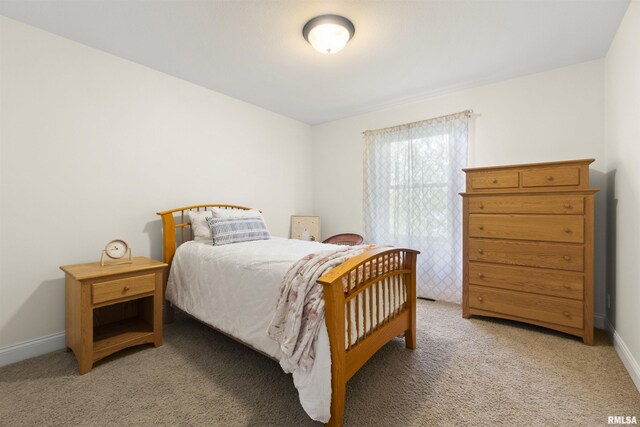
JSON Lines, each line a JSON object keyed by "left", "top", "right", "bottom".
{"left": 60, "top": 256, "right": 167, "bottom": 374}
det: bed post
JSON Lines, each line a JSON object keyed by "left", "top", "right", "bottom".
{"left": 321, "top": 279, "right": 346, "bottom": 427}
{"left": 157, "top": 211, "right": 176, "bottom": 324}
{"left": 404, "top": 251, "right": 417, "bottom": 349}
{"left": 164, "top": 298, "right": 175, "bottom": 324}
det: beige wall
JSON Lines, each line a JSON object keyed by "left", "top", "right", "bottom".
{"left": 0, "top": 17, "right": 313, "bottom": 347}
{"left": 311, "top": 60, "right": 607, "bottom": 322}
{"left": 604, "top": 1, "right": 640, "bottom": 390}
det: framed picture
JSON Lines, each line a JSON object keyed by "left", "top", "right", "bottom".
{"left": 291, "top": 216, "right": 321, "bottom": 242}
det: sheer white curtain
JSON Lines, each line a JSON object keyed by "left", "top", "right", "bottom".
{"left": 363, "top": 111, "right": 469, "bottom": 303}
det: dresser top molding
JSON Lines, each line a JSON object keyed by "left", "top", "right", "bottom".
{"left": 462, "top": 158, "right": 595, "bottom": 172}
{"left": 459, "top": 189, "right": 599, "bottom": 196}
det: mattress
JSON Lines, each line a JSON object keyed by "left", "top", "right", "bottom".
{"left": 166, "top": 237, "right": 340, "bottom": 423}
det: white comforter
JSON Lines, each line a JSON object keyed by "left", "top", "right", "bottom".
{"left": 166, "top": 237, "right": 340, "bottom": 423}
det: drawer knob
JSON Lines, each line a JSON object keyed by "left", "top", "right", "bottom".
{"left": 564, "top": 204, "right": 573, "bottom": 209}
{"left": 563, "top": 255, "right": 571, "bottom": 261}
{"left": 478, "top": 273, "right": 485, "bottom": 279}
{"left": 563, "top": 284, "right": 571, "bottom": 290}
{"left": 478, "top": 225, "right": 484, "bottom": 230}
{"left": 491, "top": 178, "right": 498, "bottom": 184}
{"left": 564, "top": 228, "right": 572, "bottom": 234}
{"left": 123, "top": 286, "right": 130, "bottom": 292}
{"left": 546, "top": 175, "right": 554, "bottom": 181}
{"left": 478, "top": 249, "right": 484, "bottom": 254}
{"left": 478, "top": 296, "right": 484, "bottom": 302}
{"left": 478, "top": 203, "right": 484, "bottom": 209}
{"left": 563, "top": 311, "right": 571, "bottom": 318}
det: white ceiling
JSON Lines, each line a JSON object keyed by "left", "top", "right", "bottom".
{"left": 0, "top": 0, "right": 630, "bottom": 125}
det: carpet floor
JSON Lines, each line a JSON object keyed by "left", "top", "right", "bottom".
{"left": 1, "top": 300, "right": 638, "bottom": 426}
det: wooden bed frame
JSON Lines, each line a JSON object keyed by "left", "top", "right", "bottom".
{"left": 157, "top": 204, "right": 419, "bottom": 426}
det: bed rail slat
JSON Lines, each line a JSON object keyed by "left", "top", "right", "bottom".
{"left": 395, "top": 272, "right": 400, "bottom": 318}
{"left": 368, "top": 286, "right": 373, "bottom": 335}
{"left": 376, "top": 278, "right": 381, "bottom": 328}
{"left": 355, "top": 293, "right": 360, "bottom": 346}
{"left": 382, "top": 274, "right": 387, "bottom": 324}
{"left": 346, "top": 299, "right": 352, "bottom": 350}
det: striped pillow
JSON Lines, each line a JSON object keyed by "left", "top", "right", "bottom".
{"left": 206, "top": 216, "right": 271, "bottom": 246}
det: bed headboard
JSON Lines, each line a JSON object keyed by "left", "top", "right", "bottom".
{"left": 156, "top": 204, "right": 253, "bottom": 265}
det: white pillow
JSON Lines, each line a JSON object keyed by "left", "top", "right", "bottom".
{"left": 187, "top": 210, "right": 214, "bottom": 242}
{"left": 210, "top": 207, "right": 264, "bottom": 220}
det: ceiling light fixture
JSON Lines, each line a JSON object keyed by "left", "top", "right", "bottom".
{"left": 302, "top": 15, "right": 355, "bottom": 55}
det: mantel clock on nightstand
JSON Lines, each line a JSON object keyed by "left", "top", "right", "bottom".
{"left": 60, "top": 256, "right": 167, "bottom": 374}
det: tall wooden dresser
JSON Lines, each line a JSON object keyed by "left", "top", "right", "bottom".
{"left": 460, "top": 159, "right": 598, "bottom": 344}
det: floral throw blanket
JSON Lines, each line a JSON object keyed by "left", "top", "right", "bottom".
{"left": 267, "top": 245, "right": 375, "bottom": 372}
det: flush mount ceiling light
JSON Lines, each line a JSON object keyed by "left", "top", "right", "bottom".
{"left": 302, "top": 15, "right": 355, "bottom": 55}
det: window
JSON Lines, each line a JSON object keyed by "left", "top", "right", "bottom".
{"left": 363, "top": 111, "right": 469, "bottom": 302}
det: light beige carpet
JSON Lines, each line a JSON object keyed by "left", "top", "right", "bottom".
{"left": 1, "top": 300, "right": 638, "bottom": 426}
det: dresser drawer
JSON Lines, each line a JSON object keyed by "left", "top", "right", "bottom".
{"left": 468, "top": 238, "right": 584, "bottom": 271}
{"left": 469, "top": 285, "right": 583, "bottom": 329}
{"left": 469, "top": 195, "right": 585, "bottom": 214}
{"left": 522, "top": 166, "right": 580, "bottom": 188}
{"left": 470, "top": 171, "right": 519, "bottom": 190}
{"left": 469, "top": 262, "right": 583, "bottom": 300}
{"left": 469, "top": 214, "right": 584, "bottom": 243}
{"left": 92, "top": 274, "right": 156, "bottom": 305}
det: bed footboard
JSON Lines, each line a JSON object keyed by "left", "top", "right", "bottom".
{"left": 318, "top": 247, "right": 419, "bottom": 427}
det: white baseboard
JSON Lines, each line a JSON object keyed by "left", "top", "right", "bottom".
{"left": 606, "top": 319, "right": 640, "bottom": 393}
{"left": 594, "top": 312, "right": 606, "bottom": 330}
{"left": 0, "top": 331, "right": 66, "bottom": 368}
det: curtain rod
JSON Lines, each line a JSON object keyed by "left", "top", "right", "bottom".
{"left": 362, "top": 109, "right": 474, "bottom": 135}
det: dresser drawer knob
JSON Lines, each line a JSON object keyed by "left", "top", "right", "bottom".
{"left": 491, "top": 178, "right": 498, "bottom": 183}
{"left": 478, "top": 225, "right": 484, "bottom": 230}
{"left": 563, "top": 311, "right": 571, "bottom": 318}
{"left": 478, "top": 273, "right": 485, "bottom": 279}
{"left": 478, "top": 296, "right": 484, "bottom": 302}
{"left": 564, "top": 228, "right": 572, "bottom": 234}
{"left": 564, "top": 204, "right": 572, "bottom": 209}
{"left": 478, "top": 249, "right": 484, "bottom": 254}
{"left": 563, "top": 284, "right": 571, "bottom": 290}
{"left": 123, "top": 286, "right": 130, "bottom": 292}
{"left": 478, "top": 203, "right": 484, "bottom": 209}
{"left": 563, "top": 255, "right": 571, "bottom": 261}
{"left": 546, "top": 175, "right": 554, "bottom": 181}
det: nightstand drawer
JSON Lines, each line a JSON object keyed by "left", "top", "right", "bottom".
{"left": 470, "top": 171, "right": 519, "bottom": 190}
{"left": 92, "top": 274, "right": 155, "bottom": 305}
{"left": 468, "top": 195, "right": 585, "bottom": 214}
{"left": 522, "top": 166, "right": 580, "bottom": 188}
{"left": 469, "top": 214, "right": 584, "bottom": 243}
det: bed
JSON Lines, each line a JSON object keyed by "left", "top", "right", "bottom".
{"left": 157, "top": 204, "right": 419, "bottom": 426}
